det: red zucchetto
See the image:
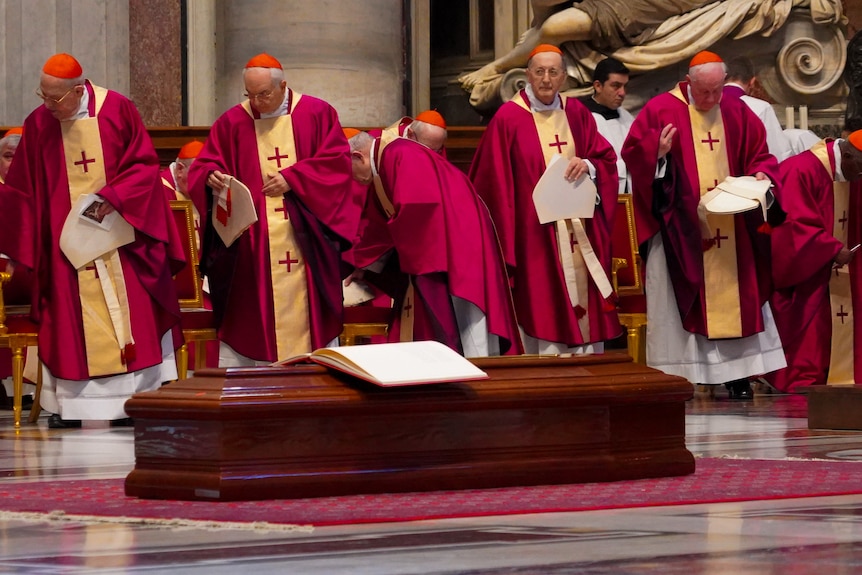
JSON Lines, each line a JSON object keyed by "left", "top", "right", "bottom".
{"left": 178, "top": 140, "right": 205, "bottom": 159}
{"left": 689, "top": 50, "right": 723, "bottom": 68}
{"left": 415, "top": 110, "right": 446, "bottom": 129}
{"left": 245, "top": 53, "right": 282, "bottom": 69}
{"left": 528, "top": 44, "right": 563, "bottom": 60}
{"left": 42, "top": 53, "right": 83, "bottom": 79}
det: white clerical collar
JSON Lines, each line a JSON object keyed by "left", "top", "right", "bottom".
{"left": 65, "top": 86, "right": 91, "bottom": 122}
{"left": 260, "top": 91, "right": 289, "bottom": 118}
{"left": 525, "top": 85, "right": 562, "bottom": 112}
{"left": 834, "top": 139, "right": 847, "bottom": 182}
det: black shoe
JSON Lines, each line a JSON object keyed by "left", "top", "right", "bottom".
{"left": 725, "top": 379, "right": 754, "bottom": 400}
{"left": 47, "top": 413, "right": 82, "bottom": 429}
{"left": 110, "top": 417, "right": 134, "bottom": 427}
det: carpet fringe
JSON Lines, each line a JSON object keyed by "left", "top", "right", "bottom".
{"left": 699, "top": 454, "right": 848, "bottom": 462}
{"left": 0, "top": 510, "right": 315, "bottom": 533}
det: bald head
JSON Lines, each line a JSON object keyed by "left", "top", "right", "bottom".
{"left": 408, "top": 119, "right": 447, "bottom": 152}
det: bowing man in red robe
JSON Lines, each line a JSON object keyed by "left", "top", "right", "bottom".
{"left": 469, "top": 44, "right": 621, "bottom": 355}
{"left": 348, "top": 130, "right": 523, "bottom": 357}
{"left": 0, "top": 54, "right": 184, "bottom": 427}
{"left": 621, "top": 51, "right": 785, "bottom": 399}
{"left": 769, "top": 133, "right": 862, "bottom": 393}
{"left": 188, "top": 53, "right": 362, "bottom": 366}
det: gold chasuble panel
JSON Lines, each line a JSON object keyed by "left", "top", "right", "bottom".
{"left": 252, "top": 101, "right": 312, "bottom": 360}
{"left": 689, "top": 104, "right": 741, "bottom": 339}
{"left": 61, "top": 86, "right": 129, "bottom": 376}
{"left": 829, "top": 181, "right": 854, "bottom": 384}
{"left": 517, "top": 97, "right": 591, "bottom": 338}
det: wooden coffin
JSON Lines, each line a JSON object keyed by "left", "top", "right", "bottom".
{"left": 124, "top": 352, "right": 694, "bottom": 501}
{"left": 808, "top": 385, "right": 862, "bottom": 430}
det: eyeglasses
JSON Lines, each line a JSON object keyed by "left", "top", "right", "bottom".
{"left": 529, "top": 68, "right": 563, "bottom": 79}
{"left": 243, "top": 88, "right": 275, "bottom": 101}
{"left": 35, "top": 86, "right": 81, "bottom": 104}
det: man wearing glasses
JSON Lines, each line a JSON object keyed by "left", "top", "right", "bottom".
{"left": 469, "top": 44, "right": 621, "bottom": 355}
{"left": 0, "top": 53, "right": 184, "bottom": 428}
{"left": 188, "top": 53, "right": 361, "bottom": 366}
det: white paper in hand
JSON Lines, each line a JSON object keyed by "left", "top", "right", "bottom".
{"left": 703, "top": 175, "right": 771, "bottom": 220}
{"left": 59, "top": 194, "right": 135, "bottom": 269}
{"left": 532, "top": 154, "right": 597, "bottom": 224}
{"left": 213, "top": 177, "right": 258, "bottom": 247}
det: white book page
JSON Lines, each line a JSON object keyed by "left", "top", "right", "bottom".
{"left": 315, "top": 341, "right": 488, "bottom": 386}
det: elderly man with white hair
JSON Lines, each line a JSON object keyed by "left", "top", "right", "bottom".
{"left": 0, "top": 127, "right": 22, "bottom": 184}
{"left": 188, "top": 53, "right": 362, "bottom": 367}
{"left": 622, "top": 50, "right": 786, "bottom": 399}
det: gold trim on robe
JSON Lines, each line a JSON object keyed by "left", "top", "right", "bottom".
{"left": 513, "top": 95, "right": 616, "bottom": 339}
{"left": 244, "top": 94, "right": 313, "bottom": 359}
{"left": 671, "top": 85, "right": 741, "bottom": 338}
{"left": 62, "top": 85, "right": 132, "bottom": 376}
{"left": 809, "top": 140, "right": 855, "bottom": 383}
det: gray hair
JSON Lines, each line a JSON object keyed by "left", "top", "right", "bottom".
{"left": 243, "top": 66, "right": 284, "bottom": 86}
{"left": 0, "top": 133, "right": 21, "bottom": 151}
{"left": 688, "top": 60, "right": 727, "bottom": 81}
{"left": 348, "top": 130, "right": 373, "bottom": 153}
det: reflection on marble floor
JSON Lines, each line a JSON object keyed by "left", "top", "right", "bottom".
{"left": 2, "top": 390, "right": 862, "bottom": 574}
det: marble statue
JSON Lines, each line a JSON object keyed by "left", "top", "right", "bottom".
{"left": 460, "top": 0, "right": 846, "bottom": 111}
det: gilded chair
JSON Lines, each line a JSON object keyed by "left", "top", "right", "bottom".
{"left": 0, "top": 262, "right": 41, "bottom": 428}
{"left": 611, "top": 195, "right": 647, "bottom": 364}
{"left": 340, "top": 305, "right": 392, "bottom": 346}
{"left": 170, "top": 200, "right": 218, "bottom": 379}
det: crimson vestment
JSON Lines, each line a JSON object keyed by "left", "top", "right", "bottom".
{"left": 188, "top": 90, "right": 361, "bottom": 361}
{"left": 0, "top": 81, "right": 182, "bottom": 383}
{"left": 621, "top": 81, "right": 785, "bottom": 383}
{"left": 770, "top": 140, "right": 862, "bottom": 391}
{"left": 354, "top": 137, "right": 522, "bottom": 355}
{"left": 469, "top": 90, "right": 621, "bottom": 348}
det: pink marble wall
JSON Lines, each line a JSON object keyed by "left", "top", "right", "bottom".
{"left": 129, "top": 0, "right": 182, "bottom": 126}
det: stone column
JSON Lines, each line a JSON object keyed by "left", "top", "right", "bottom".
{"left": 213, "top": 0, "right": 404, "bottom": 126}
{"left": 0, "top": 0, "right": 130, "bottom": 126}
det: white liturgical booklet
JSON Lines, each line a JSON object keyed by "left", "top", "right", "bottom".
{"left": 59, "top": 194, "right": 135, "bottom": 269}
{"left": 213, "top": 177, "right": 258, "bottom": 247}
{"left": 702, "top": 175, "right": 771, "bottom": 220}
{"left": 532, "top": 154, "right": 597, "bottom": 224}
{"left": 342, "top": 279, "right": 377, "bottom": 307}
{"left": 273, "top": 340, "right": 489, "bottom": 387}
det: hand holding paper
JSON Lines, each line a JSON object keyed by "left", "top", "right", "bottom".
{"left": 532, "top": 154, "right": 597, "bottom": 224}
{"left": 701, "top": 175, "right": 772, "bottom": 221}
{"left": 211, "top": 176, "right": 258, "bottom": 248}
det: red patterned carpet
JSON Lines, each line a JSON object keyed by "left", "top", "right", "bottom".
{"left": 2, "top": 458, "right": 861, "bottom": 527}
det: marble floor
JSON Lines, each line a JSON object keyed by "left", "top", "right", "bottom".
{"left": 2, "top": 385, "right": 862, "bottom": 574}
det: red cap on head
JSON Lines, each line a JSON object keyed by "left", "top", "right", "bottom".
{"left": 342, "top": 127, "right": 360, "bottom": 139}
{"left": 245, "top": 53, "right": 282, "bottom": 69}
{"left": 178, "top": 140, "right": 205, "bottom": 159}
{"left": 528, "top": 44, "right": 563, "bottom": 60}
{"left": 415, "top": 110, "right": 446, "bottom": 129}
{"left": 42, "top": 53, "right": 83, "bottom": 79}
{"left": 3, "top": 127, "right": 23, "bottom": 138}
{"left": 849, "top": 130, "right": 862, "bottom": 152}
{"left": 689, "top": 50, "right": 723, "bottom": 68}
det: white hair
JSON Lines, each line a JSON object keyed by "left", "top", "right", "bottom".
{"left": 0, "top": 134, "right": 21, "bottom": 151}
{"left": 243, "top": 66, "right": 284, "bottom": 86}
{"left": 688, "top": 61, "right": 727, "bottom": 81}
{"left": 348, "top": 130, "right": 373, "bottom": 153}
